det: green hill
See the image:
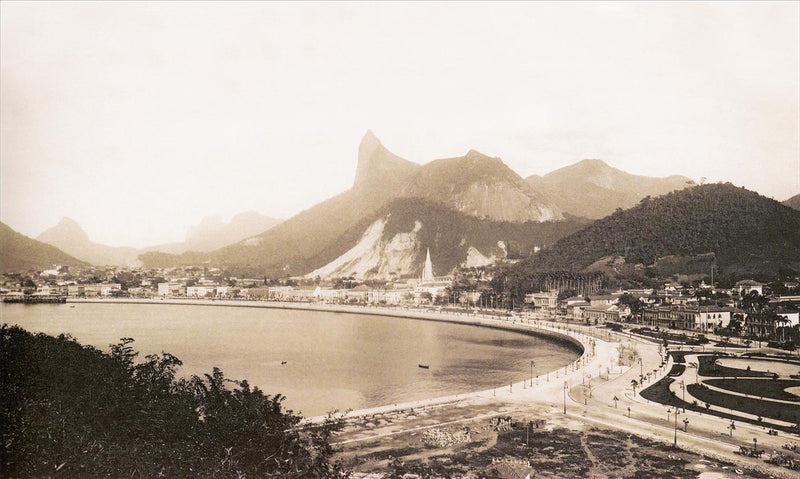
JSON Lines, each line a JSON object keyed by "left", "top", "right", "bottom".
{"left": 0, "top": 221, "right": 86, "bottom": 272}
{"left": 517, "top": 183, "right": 800, "bottom": 277}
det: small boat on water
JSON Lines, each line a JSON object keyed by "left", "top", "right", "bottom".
{"left": 418, "top": 364, "right": 429, "bottom": 369}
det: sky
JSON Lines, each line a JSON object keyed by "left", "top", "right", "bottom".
{"left": 2, "top": 1, "right": 798, "bottom": 248}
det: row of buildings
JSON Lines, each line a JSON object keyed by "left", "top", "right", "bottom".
{"left": 525, "top": 280, "right": 800, "bottom": 337}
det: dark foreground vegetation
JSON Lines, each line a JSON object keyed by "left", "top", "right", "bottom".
{"left": 0, "top": 325, "right": 346, "bottom": 478}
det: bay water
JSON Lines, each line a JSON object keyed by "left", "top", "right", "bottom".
{"left": 1, "top": 302, "right": 579, "bottom": 416}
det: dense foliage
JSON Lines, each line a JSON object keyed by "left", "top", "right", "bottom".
{"left": 0, "top": 325, "right": 346, "bottom": 478}
{"left": 516, "top": 183, "right": 800, "bottom": 277}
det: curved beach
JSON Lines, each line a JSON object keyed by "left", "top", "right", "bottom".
{"left": 64, "top": 298, "right": 606, "bottom": 422}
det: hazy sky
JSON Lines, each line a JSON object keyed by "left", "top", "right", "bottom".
{"left": 2, "top": 1, "right": 798, "bottom": 248}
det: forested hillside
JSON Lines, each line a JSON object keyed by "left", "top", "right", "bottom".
{"left": 517, "top": 183, "right": 800, "bottom": 276}
{"left": 0, "top": 325, "right": 345, "bottom": 478}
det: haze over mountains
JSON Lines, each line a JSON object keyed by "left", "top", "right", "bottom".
{"left": 35, "top": 213, "right": 281, "bottom": 267}
{"left": 138, "top": 132, "right": 695, "bottom": 278}
{"left": 37, "top": 218, "right": 141, "bottom": 267}
{"left": 141, "top": 212, "right": 282, "bottom": 255}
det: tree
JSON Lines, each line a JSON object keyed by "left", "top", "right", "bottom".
{"left": 617, "top": 293, "right": 644, "bottom": 320}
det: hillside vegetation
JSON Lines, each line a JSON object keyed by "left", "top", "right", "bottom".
{"left": 0, "top": 325, "right": 345, "bottom": 478}
{"left": 518, "top": 183, "right": 800, "bottom": 277}
{"left": 0, "top": 222, "right": 85, "bottom": 273}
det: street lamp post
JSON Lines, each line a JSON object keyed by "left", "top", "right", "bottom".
{"left": 531, "top": 360, "right": 535, "bottom": 387}
{"left": 563, "top": 381, "right": 568, "bottom": 414}
{"left": 673, "top": 408, "right": 679, "bottom": 447}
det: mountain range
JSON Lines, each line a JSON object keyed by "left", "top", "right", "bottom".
{"left": 139, "top": 132, "right": 696, "bottom": 278}
{"left": 0, "top": 221, "right": 86, "bottom": 273}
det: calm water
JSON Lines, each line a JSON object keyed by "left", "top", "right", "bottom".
{"left": 1, "top": 303, "right": 579, "bottom": 416}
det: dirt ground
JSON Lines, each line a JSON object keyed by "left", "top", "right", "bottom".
{"left": 333, "top": 397, "right": 785, "bottom": 478}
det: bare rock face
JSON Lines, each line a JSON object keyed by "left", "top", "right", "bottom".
{"left": 401, "top": 149, "right": 562, "bottom": 223}
{"left": 353, "top": 130, "right": 419, "bottom": 192}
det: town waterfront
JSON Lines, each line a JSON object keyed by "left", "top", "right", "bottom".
{"left": 1, "top": 302, "right": 579, "bottom": 416}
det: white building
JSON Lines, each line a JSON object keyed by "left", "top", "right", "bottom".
{"left": 158, "top": 282, "right": 185, "bottom": 296}
{"left": 186, "top": 285, "right": 218, "bottom": 297}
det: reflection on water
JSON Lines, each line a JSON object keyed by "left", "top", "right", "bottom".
{"left": 1, "top": 303, "right": 579, "bottom": 416}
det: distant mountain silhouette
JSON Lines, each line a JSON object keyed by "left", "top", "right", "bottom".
{"left": 37, "top": 218, "right": 140, "bottom": 267}
{"left": 142, "top": 212, "right": 282, "bottom": 255}
{"left": 516, "top": 183, "right": 800, "bottom": 276}
{"left": 1, "top": 221, "right": 86, "bottom": 273}
{"left": 37, "top": 213, "right": 282, "bottom": 266}
{"left": 526, "top": 159, "right": 694, "bottom": 219}
{"left": 784, "top": 193, "right": 800, "bottom": 211}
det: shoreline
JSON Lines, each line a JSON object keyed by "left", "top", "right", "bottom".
{"left": 61, "top": 298, "right": 602, "bottom": 421}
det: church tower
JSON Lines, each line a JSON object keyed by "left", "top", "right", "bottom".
{"left": 422, "top": 248, "right": 434, "bottom": 284}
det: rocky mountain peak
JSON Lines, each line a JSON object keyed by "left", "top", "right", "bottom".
{"left": 576, "top": 158, "right": 610, "bottom": 169}
{"left": 353, "top": 130, "right": 418, "bottom": 190}
{"left": 38, "top": 217, "right": 90, "bottom": 244}
{"left": 464, "top": 149, "right": 494, "bottom": 161}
